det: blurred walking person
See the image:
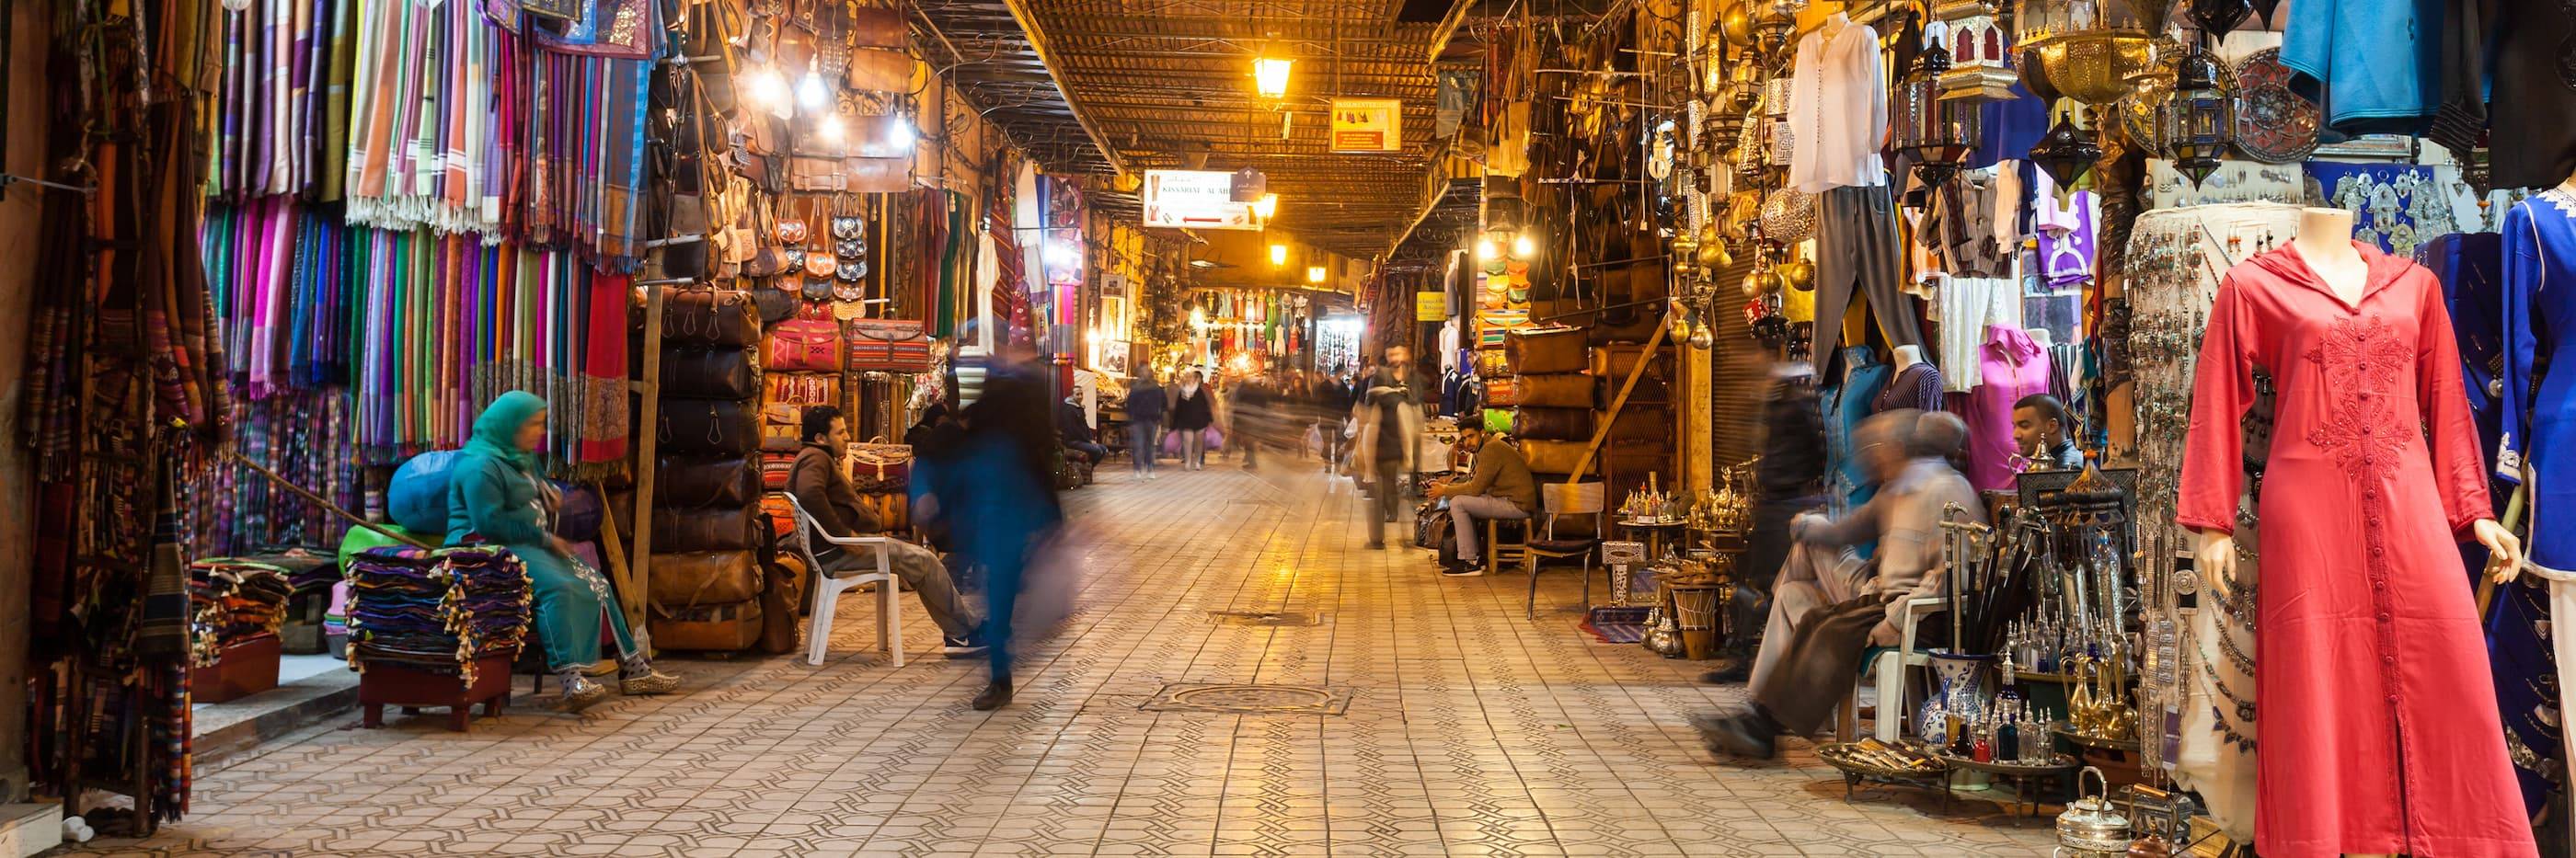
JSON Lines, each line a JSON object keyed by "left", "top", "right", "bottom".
{"left": 1351, "top": 346, "right": 1425, "bottom": 549}
{"left": 1123, "top": 373, "right": 1167, "bottom": 479}
{"left": 1169, "top": 369, "right": 1217, "bottom": 471}
{"left": 938, "top": 340, "right": 1065, "bottom": 711}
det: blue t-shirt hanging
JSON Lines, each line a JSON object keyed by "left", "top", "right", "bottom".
{"left": 2281, "top": 0, "right": 2442, "bottom": 136}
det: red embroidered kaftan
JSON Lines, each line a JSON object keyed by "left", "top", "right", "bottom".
{"left": 2179, "top": 242, "right": 2532, "bottom": 858}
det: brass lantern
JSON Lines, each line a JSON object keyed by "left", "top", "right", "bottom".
{"left": 1752, "top": 8, "right": 1797, "bottom": 61}
{"left": 2157, "top": 46, "right": 2236, "bottom": 187}
{"left": 2015, "top": 0, "right": 2163, "bottom": 106}
{"left": 1894, "top": 40, "right": 1984, "bottom": 188}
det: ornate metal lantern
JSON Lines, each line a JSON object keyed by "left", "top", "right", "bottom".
{"left": 2015, "top": 0, "right": 2163, "bottom": 106}
{"left": 2157, "top": 46, "right": 2236, "bottom": 186}
{"left": 2185, "top": 0, "right": 2251, "bottom": 42}
{"left": 1893, "top": 37, "right": 1984, "bottom": 187}
{"left": 2029, "top": 110, "right": 2104, "bottom": 188}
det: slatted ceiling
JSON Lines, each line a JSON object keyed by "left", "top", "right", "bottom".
{"left": 995, "top": 0, "right": 1450, "bottom": 257}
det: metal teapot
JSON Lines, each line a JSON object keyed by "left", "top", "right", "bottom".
{"left": 2054, "top": 767, "right": 2132, "bottom": 857}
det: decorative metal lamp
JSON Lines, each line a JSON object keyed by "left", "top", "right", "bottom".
{"left": 1894, "top": 37, "right": 1984, "bottom": 187}
{"left": 2157, "top": 46, "right": 2236, "bottom": 186}
{"left": 2029, "top": 110, "right": 2104, "bottom": 188}
{"left": 1752, "top": 8, "right": 1798, "bottom": 61}
{"left": 2014, "top": 0, "right": 2163, "bottom": 106}
{"left": 2185, "top": 0, "right": 2251, "bottom": 42}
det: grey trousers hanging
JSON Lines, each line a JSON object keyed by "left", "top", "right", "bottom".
{"left": 1811, "top": 184, "right": 1923, "bottom": 375}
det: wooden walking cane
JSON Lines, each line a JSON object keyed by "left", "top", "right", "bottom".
{"left": 221, "top": 449, "right": 436, "bottom": 549}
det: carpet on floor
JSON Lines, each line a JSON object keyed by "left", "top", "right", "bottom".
{"left": 1581, "top": 606, "right": 1650, "bottom": 644}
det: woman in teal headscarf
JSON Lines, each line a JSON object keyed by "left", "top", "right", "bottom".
{"left": 447, "top": 391, "right": 675, "bottom": 711}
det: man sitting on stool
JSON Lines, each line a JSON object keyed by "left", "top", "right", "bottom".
{"left": 1693, "top": 409, "right": 1984, "bottom": 760}
{"left": 1425, "top": 425, "right": 1537, "bottom": 578}
{"left": 792, "top": 406, "right": 988, "bottom": 657}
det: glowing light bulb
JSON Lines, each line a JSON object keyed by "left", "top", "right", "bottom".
{"left": 1253, "top": 193, "right": 1278, "bottom": 219}
{"left": 816, "top": 115, "right": 846, "bottom": 143}
{"left": 1306, "top": 266, "right": 1327, "bottom": 283}
{"left": 1475, "top": 238, "right": 1498, "bottom": 261}
{"left": 1270, "top": 244, "right": 1288, "bottom": 266}
{"left": 1253, "top": 57, "right": 1293, "bottom": 98}
{"left": 888, "top": 114, "right": 915, "bottom": 150}
{"left": 799, "top": 70, "right": 829, "bottom": 111}
{"left": 746, "top": 68, "right": 791, "bottom": 118}
{"left": 1512, "top": 232, "right": 1536, "bottom": 258}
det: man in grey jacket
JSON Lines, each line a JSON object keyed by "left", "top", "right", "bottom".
{"left": 1695, "top": 409, "right": 1986, "bottom": 760}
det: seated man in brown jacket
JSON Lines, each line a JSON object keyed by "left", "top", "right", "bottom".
{"left": 791, "top": 406, "right": 985, "bottom": 655}
{"left": 1426, "top": 425, "right": 1538, "bottom": 578}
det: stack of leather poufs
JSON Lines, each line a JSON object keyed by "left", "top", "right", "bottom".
{"left": 1506, "top": 325, "right": 1593, "bottom": 471}
{"left": 649, "top": 290, "right": 769, "bottom": 651}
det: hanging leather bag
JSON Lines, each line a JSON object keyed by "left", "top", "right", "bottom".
{"left": 765, "top": 372, "right": 841, "bottom": 406}
{"left": 651, "top": 503, "right": 766, "bottom": 554}
{"left": 660, "top": 346, "right": 763, "bottom": 400}
{"left": 658, "top": 400, "right": 762, "bottom": 456}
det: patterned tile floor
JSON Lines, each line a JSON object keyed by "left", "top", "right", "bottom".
{"left": 74, "top": 463, "right": 2053, "bottom": 857}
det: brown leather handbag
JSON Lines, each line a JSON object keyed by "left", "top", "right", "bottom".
{"left": 647, "top": 550, "right": 765, "bottom": 608}
{"left": 661, "top": 289, "right": 763, "bottom": 347}
{"left": 658, "top": 400, "right": 763, "bottom": 456}
{"left": 660, "top": 346, "right": 763, "bottom": 400}
{"left": 1518, "top": 439, "right": 1593, "bottom": 475}
{"left": 652, "top": 504, "right": 766, "bottom": 554}
{"left": 757, "top": 554, "right": 808, "bottom": 655}
{"left": 656, "top": 457, "right": 762, "bottom": 508}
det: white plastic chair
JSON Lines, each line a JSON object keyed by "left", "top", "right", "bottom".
{"left": 1839, "top": 595, "right": 1948, "bottom": 742}
{"left": 777, "top": 493, "right": 904, "bottom": 668}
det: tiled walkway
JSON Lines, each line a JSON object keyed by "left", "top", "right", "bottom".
{"left": 75, "top": 463, "right": 2052, "bottom": 857}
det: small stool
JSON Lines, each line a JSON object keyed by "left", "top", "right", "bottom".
{"left": 358, "top": 651, "right": 518, "bottom": 732}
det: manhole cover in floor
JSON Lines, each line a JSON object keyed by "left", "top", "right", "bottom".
{"left": 1208, "top": 610, "right": 1323, "bottom": 626}
{"left": 1141, "top": 683, "right": 1354, "bottom": 715}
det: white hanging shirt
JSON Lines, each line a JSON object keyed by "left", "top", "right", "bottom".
{"left": 1787, "top": 15, "right": 1889, "bottom": 194}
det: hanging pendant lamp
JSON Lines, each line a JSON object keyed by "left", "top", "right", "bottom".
{"left": 2030, "top": 110, "right": 2104, "bottom": 188}
{"left": 1894, "top": 37, "right": 1983, "bottom": 187}
{"left": 2158, "top": 45, "right": 2237, "bottom": 187}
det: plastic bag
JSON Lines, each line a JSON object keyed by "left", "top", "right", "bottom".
{"left": 385, "top": 450, "right": 464, "bottom": 535}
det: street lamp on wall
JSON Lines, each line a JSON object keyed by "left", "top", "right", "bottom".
{"left": 1270, "top": 244, "right": 1289, "bottom": 266}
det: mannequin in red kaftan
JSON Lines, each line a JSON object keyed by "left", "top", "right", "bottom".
{"left": 2179, "top": 242, "right": 2535, "bottom": 858}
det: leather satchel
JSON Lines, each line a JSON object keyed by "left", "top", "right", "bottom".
{"left": 660, "top": 347, "right": 762, "bottom": 400}
{"left": 1588, "top": 305, "right": 1662, "bottom": 345}
{"left": 1505, "top": 326, "right": 1587, "bottom": 374}
{"left": 1514, "top": 373, "right": 1596, "bottom": 408}
{"left": 658, "top": 400, "right": 762, "bottom": 456}
{"left": 647, "top": 550, "right": 765, "bottom": 607}
{"left": 656, "top": 457, "right": 762, "bottom": 508}
{"left": 758, "top": 553, "right": 807, "bottom": 655}
{"left": 789, "top": 155, "right": 908, "bottom": 193}
{"left": 652, "top": 504, "right": 765, "bottom": 554}
{"left": 845, "top": 318, "right": 930, "bottom": 372}
{"left": 662, "top": 289, "right": 763, "bottom": 347}
{"left": 768, "top": 317, "right": 843, "bottom": 372}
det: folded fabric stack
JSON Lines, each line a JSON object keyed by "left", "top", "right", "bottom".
{"left": 343, "top": 546, "right": 532, "bottom": 686}
{"left": 187, "top": 560, "right": 295, "bottom": 667}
